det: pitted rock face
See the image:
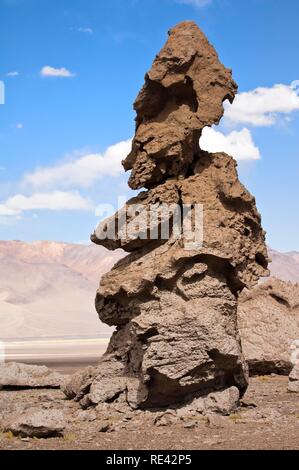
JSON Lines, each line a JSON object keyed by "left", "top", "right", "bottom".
{"left": 122, "top": 21, "right": 237, "bottom": 190}
{"left": 94, "top": 151, "right": 268, "bottom": 289}
{"left": 74, "top": 21, "right": 269, "bottom": 410}
{"left": 239, "top": 278, "right": 299, "bottom": 375}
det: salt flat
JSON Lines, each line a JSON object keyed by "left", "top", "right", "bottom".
{"left": 2, "top": 337, "right": 110, "bottom": 373}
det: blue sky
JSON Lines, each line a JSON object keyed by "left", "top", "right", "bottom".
{"left": 0, "top": 0, "right": 298, "bottom": 251}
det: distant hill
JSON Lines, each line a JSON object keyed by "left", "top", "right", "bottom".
{"left": 268, "top": 248, "right": 299, "bottom": 284}
{"left": 0, "top": 241, "right": 122, "bottom": 339}
{"left": 0, "top": 241, "right": 298, "bottom": 339}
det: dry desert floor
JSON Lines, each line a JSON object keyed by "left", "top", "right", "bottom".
{"left": 0, "top": 375, "right": 298, "bottom": 450}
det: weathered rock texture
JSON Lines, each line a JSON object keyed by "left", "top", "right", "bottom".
{"left": 122, "top": 22, "right": 237, "bottom": 191}
{"left": 77, "top": 21, "right": 269, "bottom": 409}
{"left": 0, "top": 362, "right": 65, "bottom": 389}
{"left": 4, "top": 408, "right": 65, "bottom": 438}
{"left": 288, "top": 363, "right": 299, "bottom": 393}
{"left": 239, "top": 279, "right": 299, "bottom": 375}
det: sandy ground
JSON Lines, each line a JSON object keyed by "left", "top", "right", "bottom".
{"left": 0, "top": 375, "right": 298, "bottom": 451}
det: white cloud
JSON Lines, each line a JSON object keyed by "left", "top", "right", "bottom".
{"left": 40, "top": 66, "right": 76, "bottom": 78}
{"left": 176, "top": 0, "right": 212, "bottom": 7}
{"left": 16, "top": 123, "right": 23, "bottom": 129}
{"left": 224, "top": 81, "right": 299, "bottom": 126}
{"left": 77, "top": 27, "right": 93, "bottom": 34}
{"left": 6, "top": 71, "right": 19, "bottom": 77}
{"left": 1, "top": 140, "right": 131, "bottom": 223}
{"left": 0, "top": 205, "right": 19, "bottom": 216}
{"left": 0, "top": 191, "right": 92, "bottom": 216}
{"left": 24, "top": 140, "right": 132, "bottom": 189}
{"left": 200, "top": 127, "right": 260, "bottom": 161}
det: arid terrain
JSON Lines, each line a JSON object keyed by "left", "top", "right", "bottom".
{"left": 1, "top": 240, "right": 299, "bottom": 371}
{"left": 0, "top": 375, "right": 298, "bottom": 450}
{"left": 0, "top": 241, "right": 298, "bottom": 343}
{"left": 1, "top": 0, "right": 298, "bottom": 455}
{"left": 1, "top": 241, "right": 298, "bottom": 451}
{"left": 0, "top": 240, "right": 122, "bottom": 339}
{"left": 3, "top": 338, "right": 109, "bottom": 374}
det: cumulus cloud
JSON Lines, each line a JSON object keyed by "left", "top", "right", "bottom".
{"left": 0, "top": 191, "right": 92, "bottom": 216}
{"left": 40, "top": 66, "right": 76, "bottom": 78}
{"left": 224, "top": 81, "right": 299, "bottom": 126}
{"left": 200, "top": 127, "right": 260, "bottom": 161}
{"left": 0, "top": 205, "right": 19, "bottom": 216}
{"left": 24, "top": 140, "right": 132, "bottom": 189}
{"left": 176, "top": 0, "right": 212, "bottom": 7}
{"left": 1, "top": 140, "right": 132, "bottom": 223}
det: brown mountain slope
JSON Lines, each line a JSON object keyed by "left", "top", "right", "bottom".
{"left": 268, "top": 247, "right": 299, "bottom": 284}
{"left": 0, "top": 241, "right": 122, "bottom": 339}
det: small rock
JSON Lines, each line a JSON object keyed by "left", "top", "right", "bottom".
{"left": 154, "top": 410, "right": 177, "bottom": 427}
{"left": 204, "top": 387, "right": 240, "bottom": 416}
{"left": 238, "top": 409, "right": 261, "bottom": 422}
{"left": 113, "top": 402, "right": 132, "bottom": 414}
{"left": 95, "top": 402, "right": 111, "bottom": 414}
{"left": 38, "top": 393, "right": 57, "bottom": 402}
{"left": 122, "top": 415, "right": 133, "bottom": 421}
{"left": 76, "top": 410, "right": 97, "bottom": 422}
{"left": 176, "top": 396, "right": 205, "bottom": 419}
{"left": 99, "top": 421, "right": 114, "bottom": 433}
{"left": 0, "top": 362, "right": 64, "bottom": 389}
{"left": 41, "top": 403, "right": 54, "bottom": 410}
{"left": 259, "top": 408, "right": 282, "bottom": 421}
{"left": 288, "top": 381, "right": 299, "bottom": 393}
{"left": 240, "top": 398, "right": 257, "bottom": 408}
{"left": 4, "top": 408, "right": 65, "bottom": 438}
{"left": 61, "top": 366, "right": 97, "bottom": 400}
{"left": 203, "top": 438, "right": 223, "bottom": 446}
{"left": 79, "top": 394, "right": 93, "bottom": 409}
{"left": 183, "top": 421, "right": 197, "bottom": 429}
{"left": 206, "top": 413, "right": 229, "bottom": 429}
{"left": 288, "top": 363, "right": 299, "bottom": 393}
{"left": 241, "top": 407, "right": 281, "bottom": 423}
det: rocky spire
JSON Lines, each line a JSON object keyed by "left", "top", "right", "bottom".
{"left": 123, "top": 21, "right": 237, "bottom": 190}
{"left": 66, "top": 21, "right": 269, "bottom": 410}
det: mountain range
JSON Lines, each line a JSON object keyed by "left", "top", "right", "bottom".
{"left": 0, "top": 241, "right": 298, "bottom": 339}
{"left": 0, "top": 241, "right": 122, "bottom": 339}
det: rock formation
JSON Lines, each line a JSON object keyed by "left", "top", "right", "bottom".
{"left": 66, "top": 21, "right": 269, "bottom": 409}
{"left": 0, "top": 362, "right": 65, "bottom": 389}
{"left": 238, "top": 279, "right": 299, "bottom": 375}
{"left": 4, "top": 408, "right": 65, "bottom": 438}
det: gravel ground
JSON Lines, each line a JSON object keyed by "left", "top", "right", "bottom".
{"left": 0, "top": 376, "right": 298, "bottom": 450}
